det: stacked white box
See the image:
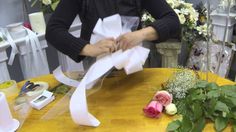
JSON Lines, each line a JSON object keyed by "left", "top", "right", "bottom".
{"left": 210, "top": 10, "right": 236, "bottom": 42}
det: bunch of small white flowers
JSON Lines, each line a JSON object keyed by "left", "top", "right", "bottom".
{"left": 165, "top": 69, "right": 198, "bottom": 99}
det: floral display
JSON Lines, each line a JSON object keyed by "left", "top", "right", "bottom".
{"left": 144, "top": 68, "right": 236, "bottom": 131}
{"left": 30, "top": 0, "right": 60, "bottom": 13}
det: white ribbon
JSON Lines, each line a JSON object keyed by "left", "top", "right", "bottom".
{"left": 53, "top": 66, "right": 80, "bottom": 87}
{"left": 24, "top": 28, "right": 48, "bottom": 77}
{"left": 0, "top": 28, "right": 19, "bottom": 65}
{"left": 54, "top": 14, "right": 150, "bottom": 127}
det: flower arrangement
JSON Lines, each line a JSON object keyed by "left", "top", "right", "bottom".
{"left": 141, "top": 0, "right": 210, "bottom": 47}
{"left": 143, "top": 68, "right": 236, "bottom": 131}
{"left": 30, "top": 0, "right": 60, "bottom": 13}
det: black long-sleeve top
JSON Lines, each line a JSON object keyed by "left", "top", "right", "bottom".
{"left": 46, "top": 0, "right": 180, "bottom": 62}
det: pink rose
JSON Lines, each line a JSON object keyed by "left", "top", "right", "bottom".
{"left": 143, "top": 101, "right": 163, "bottom": 118}
{"left": 153, "top": 90, "right": 172, "bottom": 106}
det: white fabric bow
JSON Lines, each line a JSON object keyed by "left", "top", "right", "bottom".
{"left": 54, "top": 14, "right": 150, "bottom": 127}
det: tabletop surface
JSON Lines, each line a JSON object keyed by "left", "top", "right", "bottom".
{"left": 13, "top": 68, "right": 235, "bottom": 132}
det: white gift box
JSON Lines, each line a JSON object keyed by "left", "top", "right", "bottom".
{"left": 210, "top": 10, "right": 236, "bottom": 42}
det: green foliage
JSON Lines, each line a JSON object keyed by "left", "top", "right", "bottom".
{"left": 50, "top": 84, "right": 71, "bottom": 95}
{"left": 167, "top": 81, "right": 236, "bottom": 132}
{"left": 0, "top": 37, "right": 2, "bottom": 42}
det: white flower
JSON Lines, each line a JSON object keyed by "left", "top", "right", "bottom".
{"left": 165, "top": 103, "right": 177, "bottom": 115}
{"left": 196, "top": 24, "right": 208, "bottom": 37}
{"left": 42, "top": 0, "right": 52, "bottom": 5}
{"left": 178, "top": 14, "right": 186, "bottom": 24}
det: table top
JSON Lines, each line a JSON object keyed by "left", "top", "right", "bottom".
{"left": 14, "top": 68, "right": 235, "bottom": 132}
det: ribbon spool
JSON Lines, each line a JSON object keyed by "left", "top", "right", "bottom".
{"left": 0, "top": 80, "right": 18, "bottom": 97}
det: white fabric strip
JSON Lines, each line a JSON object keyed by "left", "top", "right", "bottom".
{"left": 24, "top": 28, "right": 48, "bottom": 77}
{"left": 53, "top": 66, "right": 80, "bottom": 87}
{"left": 1, "top": 29, "right": 19, "bottom": 65}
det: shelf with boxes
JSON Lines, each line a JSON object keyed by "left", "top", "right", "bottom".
{"left": 0, "top": 15, "right": 83, "bottom": 82}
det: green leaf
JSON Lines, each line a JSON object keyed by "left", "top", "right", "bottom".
{"left": 206, "top": 82, "right": 219, "bottom": 90}
{"left": 167, "top": 120, "right": 181, "bottom": 132}
{"left": 191, "top": 94, "right": 206, "bottom": 101}
{"left": 51, "top": 1, "right": 60, "bottom": 11}
{"left": 221, "top": 97, "right": 236, "bottom": 108}
{"left": 207, "top": 90, "right": 220, "bottom": 98}
{"left": 221, "top": 86, "right": 236, "bottom": 97}
{"left": 215, "top": 101, "right": 229, "bottom": 113}
{"left": 195, "top": 80, "right": 208, "bottom": 88}
{"left": 192, "top": 103, "right": 203, "bottom": 120}
{"left": 180, "top": 116, "right": 193, "bottom": 132}
{"left": 192, "top": 118, "right": 206, "bottom": 132}
{"left": 214, "top": 117, "right": 228, "bottom": 132}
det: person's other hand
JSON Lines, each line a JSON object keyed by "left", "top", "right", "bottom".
{"left": 80, "top": 38, "right": 116, "bottom": 57}
{"left": 116, "top": 30, "right": 145, "bottom": 51}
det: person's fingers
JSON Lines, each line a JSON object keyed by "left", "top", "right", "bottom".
{"left": 106, "top": 37, "right": 115, "bottom": 41}
{"left": 121, "top": 41, "right": 129, "bottom": 51}
{"left": 103, "top": 47, "right": 111, "bottom": 54}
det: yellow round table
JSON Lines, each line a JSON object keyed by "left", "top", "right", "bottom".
{"left": 14, "top": 68, "right": 235, "bottom": 132}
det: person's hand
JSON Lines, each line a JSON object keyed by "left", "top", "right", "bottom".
{"left": 116, "top": 30, "right": 145, "bottom": 51}
{"left": 80, "top": 38, "right": 117, "bottom": 57}
{"left": 117, "top": 27, "right": 159, "bottom": 51}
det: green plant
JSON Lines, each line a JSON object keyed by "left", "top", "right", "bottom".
{"left": 167, "top": 80, "right": 236, "bottom": 132}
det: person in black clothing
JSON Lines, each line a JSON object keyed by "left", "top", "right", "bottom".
{"left": 46, "top": 0, "right": 180, "bottom": 63}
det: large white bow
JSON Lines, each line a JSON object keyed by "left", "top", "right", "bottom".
{"left": 55, "top": 14, "right": 150, "bottom": 127}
